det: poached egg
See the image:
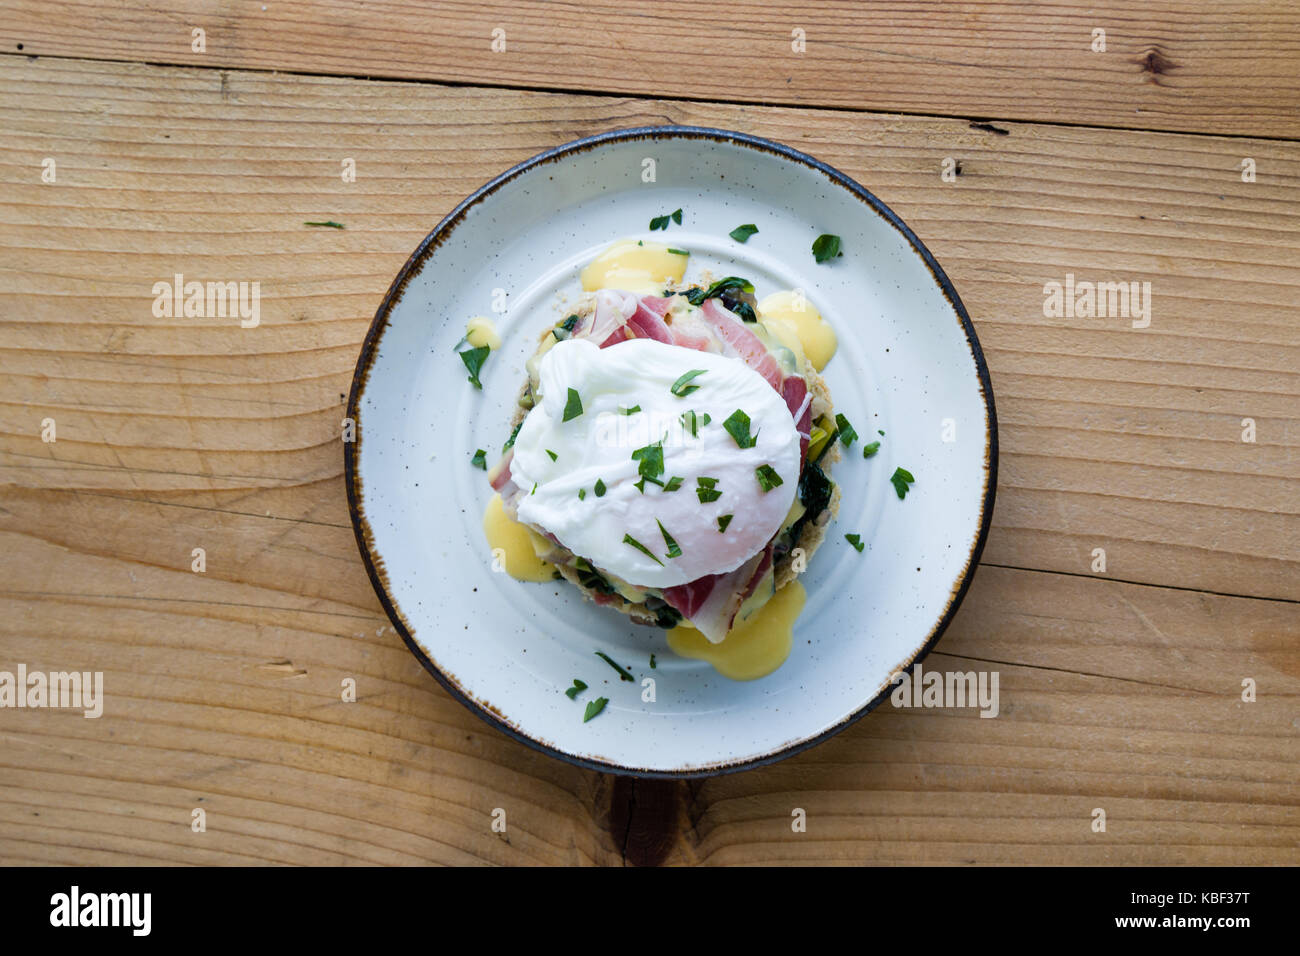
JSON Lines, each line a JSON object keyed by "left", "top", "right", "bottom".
{"left": 511, "top": 338, "right": 800, "bottom": 587}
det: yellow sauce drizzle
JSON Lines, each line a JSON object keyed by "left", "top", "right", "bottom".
{"left": 666, "top": 580, "right": 806, "bottom": 680}
{"left": 482, "top": 493, "right": 556, "bottom": 582}
{"left": 466, "top": 316, "right": 501, "bottom": 350}
{"left": 580, "top": 239, "right": 688, "bottom": 294}
{"left": 757, "top": 291, "right": 838, "bottom": 371}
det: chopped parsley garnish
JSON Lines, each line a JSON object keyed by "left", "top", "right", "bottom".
{"left": 459, "top": 345, "right": 490, "bottom": 389}
{"left": 583, "top": 697, "right": 609, "bottom": 722}
{"left": 623, "top": 533, "right": 664, "bottom": 566}
{"left": 565, "top": 678, "right": 588, "bottom": 699}
{"left": 530, "top": 483, "right": 537, "bottom": 495}
{"left": 890, "top": 467, "right": 915, "bottom": 499}
{"left": 862, "top": 441, "right": 880, "bottom": 458}
{"left": 696, "top": 476, "right": 722, "bottom": 503}
{"left": 650, "top": 654, "right": 657, "bottom": 669}
{"left": 717, "top": 514, "right": 734, "bottom": 533}
{"left": 670, "top": 369, "right": 707, "bottom": 397}
{"left": 595, "top": 651, "right": 634, "bottom": 682}
{"left": 657, "top": 520, "right": 682, "bottom": 559}
{"left": 663, "top": 476, "right": 684, "bottom": 492}
{"left": 723, "top": 409, "right": 757, "bottom": 448}
{"left": 812, "top": 233, "right": 843, "bottom": 263}
{"left": 845, "top": 533, "right": 865, "bottom": 552}
{"left": 631, "top": 440, "right": 665, "bottom": 479}
{"left": 878, "top": 429, "right": 886, "bottom": 436}
{"left": 594, "top": 479, "right": 606, "bottom": 497}
{"left": 635, "top": 475, "right": 665, "bottom": 494}
{"left": 755, "top": 464, "right": 784, "bottom": 492}
{"left": 546, "top": 449, "right": 558, "bottom": 461}
{"left": 503, "top": 421, "right": 522, "bottom": 452}
{"left": 562, "top": 387, "right": 583, "bottom": 421}
{"left": 470, "top": 448, "right": 487, "bottom": 470}
{"left": 681, "top": 409, "right": 701, "bottom": 437}
{"left": 835, "top": 413, "right": 857, "bottom": 447}
{"left": 681, "top": 276, "right": 755, "bottom": 306}
{"left": 667, "top": 248, "right": 690, "bottom": 256}
{"left": 618, "top": 404, "right": 641, "bottom": 415}
{"left": 578, "top": 488, "right": 587, "bottom": 500}
{"left": 729, "top": 224, "right": 759, "bottom": 243}
{"left": 649, "top": 208, "right": 682, "bottom": 231}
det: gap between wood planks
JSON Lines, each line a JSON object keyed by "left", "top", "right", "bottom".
{"left": 2, "top": 48, "right": 1300, "bottom": 145}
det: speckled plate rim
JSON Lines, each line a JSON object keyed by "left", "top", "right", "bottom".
{"left": 345, "top": 124, "right": 999, "bottom": 779}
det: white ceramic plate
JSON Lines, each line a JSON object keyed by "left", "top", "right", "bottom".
{"left": 346, "top": 127, "right": 996, "bottom": 776}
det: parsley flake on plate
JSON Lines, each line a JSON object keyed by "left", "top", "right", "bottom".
{"left": 595, "top": 651, "right": 634, "bottom": 682}
{"left": 890, "top": 467, "right": 916, "bottom": 499}
{"left": 812, "top": 233, "right": 843, "bottom": 263}
{"left": 459, "top": 345, "right": 490, "bottom": 389}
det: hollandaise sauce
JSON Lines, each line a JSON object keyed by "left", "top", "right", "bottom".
{"left": 465, "top": 316, "right": 501, "bottom": 350}
{"left": 482, "top": 492, "right": 555, "bottom": 582}
{"left": 757, "top": 290, "right": 838, "bottom": 371}
{"left": 580, "top": 239, "right": 688, "bottom": 294}
{"left": 667, "top": 580, "right": 806, "bottom": 680}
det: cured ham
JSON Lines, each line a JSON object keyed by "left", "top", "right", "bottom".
{"left": 782, "top": 375, "right": 812, "bottom": 463}
{"left": 579, "top": 289, "right": 638, "bottom": 345}
{"left": 700, "top": 298, "right": 784, "bottom": 392}
{"left": 662, "top": 542, "right": 775, "bottom": 643}
{"left": 489, "top": 448, "right": 514, "bottom": 491}
{"left": 603, "top": 297, "right": 674, "bottom": 347}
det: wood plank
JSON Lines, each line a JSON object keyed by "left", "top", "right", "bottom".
{"left": 1, "top": 57, "right": 1296, "bottom": 600}
{"left": 1, "top": 494, "right": 1295, "bottom": 864}
{"left": 2, "top": 1, "right": 1300, "bottom": 138}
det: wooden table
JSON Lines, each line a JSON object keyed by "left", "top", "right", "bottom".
{"left": 1, "top": 2, "right": 1296, "bottom": 866}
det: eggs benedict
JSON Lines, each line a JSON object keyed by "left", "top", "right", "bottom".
{"left": 487, "top": 256, "right": 840, "bottom": 648}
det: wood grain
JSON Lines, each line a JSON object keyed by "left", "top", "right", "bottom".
{"left": 0, "top": 55, "right": 1297, "bottom": 864}
{"left": 3, "top": 1, "right": 1299, "bottom": 139}
{"left": 3, "top": 57, "right": 1296, "bottom": 598}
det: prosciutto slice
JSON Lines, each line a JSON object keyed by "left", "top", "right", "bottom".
{"left": 782, "top": 375, "right": 812, "bottom": 464}
{"left": 603, "top": 296, "right": 674, "bottom": 347}
{"left": 579, "top": 290, "right": 638, "bottom": 345}
{"left": 699, "top": 298, "right": 784, "bottom": 392}
{"left": 662, "top": 543, "right": 775, "bottom": 643}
